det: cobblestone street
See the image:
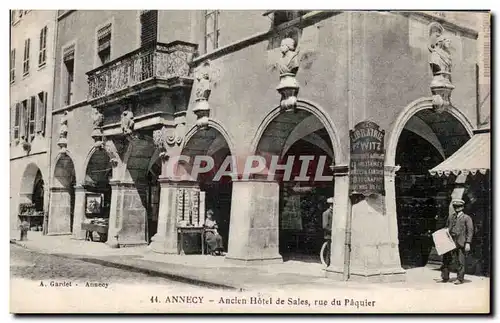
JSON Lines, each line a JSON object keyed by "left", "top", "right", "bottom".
{"left": 10, "top": 244, "right": 212, "bottom": 288}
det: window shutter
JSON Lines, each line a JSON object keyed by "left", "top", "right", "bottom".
{"left": 97, "top": 23, "right": 112, "bottom": 52}
{"left": 19, "top": 102, "right": 26, "bottom": 139}
{"left": 10, "top": 104, "right": 15, "bottom": 143}
{"left": 140, "top": 10, "right": 158, "bottom": 47}
{"left": 36, "top": 92, "right": 47, "bottom": 135}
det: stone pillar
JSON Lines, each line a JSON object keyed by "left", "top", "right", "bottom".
{"left": 107, "top": 181, "right": 148, "bottom": 247}
{"left": 346, "top": 165, "right": 406, "bottom": 282}
{"left": 325, "top": 165, "right": 351, "bottom": 279}
{"left": 71, "top": 184, "right": 87, "bottom": 240}
{"left": 47, "top": 187, "right": 72, "bottom": 235}
{"left": 225, "top": 179, "right": 282, "bottom": 265}
{"left": 149, "top": 178, "right": 180, "bottom": 254}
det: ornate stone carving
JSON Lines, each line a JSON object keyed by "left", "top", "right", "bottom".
{"left": 57, "top": 111, "right": 69, "bottom": 154}
{"left": 428, "top": 22, "right": 455, "bottom": 113}
{"left": 121, "top": 109, "right": 135, "bottom": 138}
{"left": 276, "top": 38, "right": 300, "bottom": 111}
{"left": 91, "top": 108, "right": 104, "bottom": 145}
{"left": 103, "top": 140, "right": 120, "bottom": 168}
{"left": 153, "top": 115, "right": 186, "bottom": 159}
{"left": 193, "top": 61, "right": 212, "bottom": 129}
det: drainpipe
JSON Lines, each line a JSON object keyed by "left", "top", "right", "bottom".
{"left": 343, "top": 195, "right": 353, "bottom": 281}
{"left": 342, "top": 12, "right": 354, "bottom": 281}
{"left": 44, "top": 10, "right": 60, "bottom": 235}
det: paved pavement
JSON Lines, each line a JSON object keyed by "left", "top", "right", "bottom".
{"left": 9, "top": 232, "right": 491, "bottom": 313}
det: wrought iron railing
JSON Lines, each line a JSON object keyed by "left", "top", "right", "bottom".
{"left": 87, "top": 41, "right": 198, "bottom": 102}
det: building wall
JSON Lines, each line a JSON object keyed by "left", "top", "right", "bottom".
{"left": 10, "top": 10, "right": 57, "bottom": 236}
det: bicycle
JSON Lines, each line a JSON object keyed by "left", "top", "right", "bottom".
{"left": 320, "top": 239, "right": 331, "bottom": 267}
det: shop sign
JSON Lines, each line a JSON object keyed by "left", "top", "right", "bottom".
{"left": 349, "top": 121, "right": 385, "bottom": 196}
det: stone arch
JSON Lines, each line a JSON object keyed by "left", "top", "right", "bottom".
{"left": 119, "top": 138, "right": 157, "bottom": 183}
{"left": 182, "top": 118, "right": 236, "bottom": 157}
{"left": 52, "top": 153, "right": 76, "bottom": 189}
{"left": 250, "top": 99, "right": 344, "bottom": 165}
{"left": 20, "top": 163, "right": 44, "bottom": 197}
{"left": 385, "top": 97, "right": 474, "bottom": 166}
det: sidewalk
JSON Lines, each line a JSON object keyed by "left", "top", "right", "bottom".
{"left": 10, "top": 232, "right": 490, "bottom": 292}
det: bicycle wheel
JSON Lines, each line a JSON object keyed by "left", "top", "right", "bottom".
{"left": 320, "top": 241, "right": 330, "bottom": 267}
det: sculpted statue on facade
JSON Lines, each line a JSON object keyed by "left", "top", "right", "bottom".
{"left": 91, "top": 108, "right": 104, "bottom": 146}
{"left": 278, "top": 38, "right": 300, "bottom": 76}
{"left": 428, "top": 22, "right": 455, "bottom": 112}
{"left": 193, "top": 61, "right": 212, "bottom": 129}
{"left": 57, "top": 111, "right": 69, "bottom": 153}
{"left": 121, "top": 110, "right": 135, "bottom": 136}
{"left": 276, "top": 38, "right": 300, "bottom": 111}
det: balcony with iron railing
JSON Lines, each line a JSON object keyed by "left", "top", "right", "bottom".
{"left": 86, "top": 41, "right": 198, "bottom": 108}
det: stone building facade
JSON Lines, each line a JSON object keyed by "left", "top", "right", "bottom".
{"left": 10, "top": 10, "right": 58, "bottom": 237}
{"left": 41, "top": 10, "right": 489, "bottom": 281}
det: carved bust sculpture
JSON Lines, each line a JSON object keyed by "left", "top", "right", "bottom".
{"left": 195, "top": 61, "right": 211, "bottom": 102}
{"left": 278, "top": 38, "right": 299, "bottom": 76}
{"left": 429, "top": 34, "right": 453, "bottom": 88}
{"left": 92, "top": 109, "right": 104, "bottom": 129}
{"left": 121, "top": 110, "right": 135, "bottom": 135}
{"left": 60, "top": 111, "right": 68, "bottom": 137}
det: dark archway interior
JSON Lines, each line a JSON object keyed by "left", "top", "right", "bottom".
{"left": 84, "top": 150, "right": 111, "bottom": 233}
{"left": 180, "top": 128, "right": 233, "bottom": 253}
{"left": 53, "top": 155, "right": 76, "bottom": 232}
{"left": 395, "top": 110, "right": 470, "bottom": 269}
{"left": 255, "top": 110, "right": 335, "bottom": 263}
{"left": 147, "top": 158, "right": 161, "bottom": 243}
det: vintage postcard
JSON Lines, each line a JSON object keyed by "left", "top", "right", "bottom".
{"left": 9, "top": 9, "right": 491, "bottom": 314}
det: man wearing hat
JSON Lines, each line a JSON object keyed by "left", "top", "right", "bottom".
{"left": 440, "top": 198, "right": 474, "bottom": 284}
{"left": 322, "top": 197, "right": 334, "bottom": 265}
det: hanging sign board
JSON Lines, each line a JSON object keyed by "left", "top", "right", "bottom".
{"left": 349, "top": 121, "right": 386, "bottom": 196}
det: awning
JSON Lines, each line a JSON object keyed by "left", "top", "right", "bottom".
{"left": 429, "top": 129, "right": 491, "bottom": 177}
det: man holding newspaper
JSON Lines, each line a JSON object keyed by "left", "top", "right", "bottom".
{"left": 436, "top": 199, "right": 474, "bottom": 285}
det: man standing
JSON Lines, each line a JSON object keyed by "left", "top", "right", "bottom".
{"left": 322, "top": 197, "right": 334, "bottom": 240}
{"left": 440, "top": 199, "right": 474, "bottom": 284}
{"left": 321, "top": 197, "right": 334, "bottom": 266}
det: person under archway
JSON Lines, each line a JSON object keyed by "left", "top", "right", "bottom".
{"left": 204, "top": 209, "right": 224, "bottom": 256}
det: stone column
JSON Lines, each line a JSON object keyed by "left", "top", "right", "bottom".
{"left": 47, "top": 187, "right": 72, "bottom": 235}
{"left": 107, "top": 180, "right": 148, "bottom": 247}
{"left": 346, "top": 165, "right": 406, "bottom": 283}
{"left": 225, "top": 179, "right": 282, "bottom": 265}
{"left": 325, "top": 165, "right": 351, "bottom": 279}
{"left": 71, "top": 184, "right": 87, "bottom": 240}
{"left": 149, "top": 178, "right": 180, "bottom": 254}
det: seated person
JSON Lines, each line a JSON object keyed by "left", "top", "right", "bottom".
{"left": 204, "top": 209, "right": 224, "bottom": 256}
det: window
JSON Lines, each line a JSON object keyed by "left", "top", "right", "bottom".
{"left": 36, "top": 92, "right": 47, "bottom": 135}
{"left": 204, "top": 10, "right": 220, "bottom": 53}
{"left": 97, "top": 23, "right": 112, "bottom": 64}
{"left": 10, "top": 49, "right": 15, "bottom": 83}
{"left": 13, "top": 103, "right": 20, "bottom": 141}
{"left": 38, "top": 26, "right": 48, "bottom": 67}
{"left": 28, "top": 96, "right": 36, "bottom": 140}
{"left": 63, "top": 45, "right": 75, "bottom": 106}
{"left": 272, "top": 10, "right": 310, "bottom": 27}
{"left": 23, "top": 38, "right": 30, "bottom": 75}
{"left": 140, "top": 10, "right": 158, "bottom": 47}
{"left": 21, "top": 99, "right": 28, "bottom": 140}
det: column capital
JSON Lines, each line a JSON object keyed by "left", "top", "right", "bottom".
{"left": 330, "top": 164, "right": 349, "bottom": 177}
{"left": 384, "top": 165, "right": 401, "bottom": 177}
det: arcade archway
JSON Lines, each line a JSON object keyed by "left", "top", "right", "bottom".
{"left": 83, "top": 148, "right": 112, "bottom": 242}
{"left": 50, "top": 154, "right": 76, "bottom": 234}
{"left": 19, "top": 163, "right": 45, "bottom": 232}
{"left": 180, "top": 126, "right": 234, "bottom": 253}
{"left": 254, "top": 108, "right": 336, "bottom": 263}
{"left": 393, "top": 109, "right": 471, "bottom": 268}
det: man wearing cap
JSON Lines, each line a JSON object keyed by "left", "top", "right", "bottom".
{"left": 323, "top": 198, "right": 334, "bottom": 239}
{"left": 440, "top": 199, "right": 474, "bottom": 284}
